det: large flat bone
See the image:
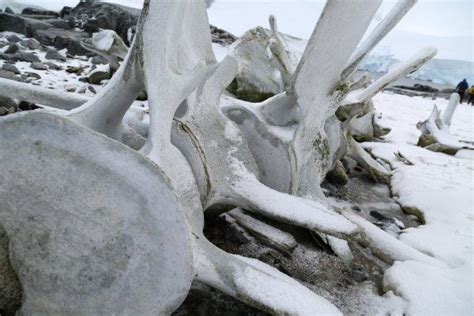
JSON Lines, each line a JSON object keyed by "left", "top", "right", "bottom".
{"left": 0, "top": 111, "right": 193, "bottom": 315}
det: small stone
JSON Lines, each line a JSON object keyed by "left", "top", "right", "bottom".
{"left": 88, "top": 86, "right": 97, "bottom": 94}
{"left": 14, "top": 52, "right": 41, "bottom": 63}
{"left": 0, "top": 69, "right": 21, "bottom": 81}
{"left": 19, "top": 38, "right": 42, "bottom": 50}
{"left": 77, "top": 87, "right": 87, "bottom": 94}
{"left": 91, "top": 55, "right": 108, "bottom": 65}
{"left": 45, "top": 50, "right": 66, "bottom": 62}
{"left": 24, "top": 72, "right": 41, "bottom": 80}
{"left": 88, "top": 70, "right": 111, "bottom": 85}
{"left": 6, "top": 34, "right": 21, "bottom": 43}
{"left": 4, "top": 44, "right": 18, "bottom": 54}
{"left": 370, "top": 211, "right": 390, "bottom": 222}
{"left": 66, "top": 66, "right": 84, "bottom": 74}
{"left": 66, "top": 86, "right": 76, "bottom": 92}
{"left": 2, "top": 63, "right": 20, "bottom": 75}
{"left": 4, "top": 7, "right": 15, "bottom": 14}
{"left": 30, "top": 62, "right": 47, "bottom": 71}
{"left": 0, "top": 96, "right": 18, "bottom": 109}
{"left": 44, "top": 62, "right": 61, "bottom": 70}
{"left": 18, "top": 101, "right": 38, "bottom": 111}
{"left": 326, "top": 160, "right": 349, "bottom": 185}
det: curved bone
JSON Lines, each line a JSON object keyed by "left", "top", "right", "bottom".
{"left": 287, "top": 0, "right": 382, "bottom": 198}
{"left": 0, "top": 78, "right": 87, "bottom": 110}
{"left": 268, "top": 15, "right": 295, "bottom": 87}
{"left": 344, "top": 211, "right": 441, "bottom": 266}
{"left": 441, "top": 93, "right": 460, "bottom": 127}
{"left": 0, "top": 111, "right": 193, "bottom": 314}
{"left": 228, "top": 208, "right": 297, "bottom": 253}
{"left": 416, "top": 105, "right": 471, "bottom": 155}
{"left": 66, "top": 37, "right": 144, "bottom": 141}
{"left": 342, "top": 0, "right": 417, "bottom": 79}
{"left": 194, "top": 238, "right": 342, "bottom": 316}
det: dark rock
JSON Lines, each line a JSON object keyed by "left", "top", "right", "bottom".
{"left": 6, "top": 35, "right": 21, "bottom": 43}
{"left": 66, "top": 66, "right": 85, "bottom": 74}
{"left": 326, "top": 161, "right": 349, "bottom": 186}
{"left": 369, "top": 211, "right": 390, "bottom": 222}
{"left": 44, "top": 62, "right": 61, "bottom": 70}
{"left": 14, "top": 52, "right": 41, "bottom": 63}
{"left": 32, "top": 27, "right": 89, "bottom": 56}
{"left": 23, "top": 72, "right": 41, "bottom": 80}
{"left": 210, "top": 25, "right": 237, "bottom": 45}
{"left": 137, "top": 90, "right": 148, "bottom": 101}
{"left": 0, "top": 69, "right": 21, "bottom": 81}
{"left": 18, "top": 101, "right": 39, "bottom": 111}
{"left": 0, "top": 13, "right": 53, "bottom": 37}
{"left": 59, "top": 6, "right": 73, "bottom": 19}
{"left": 43, "top": 19, "right": 72, "bottom": 30}
{"left": 83, "top": 19, "right": 101, "bottom": 35}
{"left": 88, "top": 70, "right": 111, "bottom": 84}
{"left": 30, "top": 62, "right": 47, "bottom": 71}
{"left": 45, "top": 49, "right": 66, "bottom": 62}
{"left": 4, "top": 44, "right": 18, "bottom": 54}
{"left": 392, "top": 84, "right": 439, "bottom": 93}
{"left": 78, "top": 77, "right": 88, "bottom": 83}
{"left": 90, "top": 55, "right": 107, "bottom": 65}
{"left": 0, "top": 96, "right": 18, "bottom": 110}
{"left": 4, "top": 7, "right": 14, "bottom": 14}
{"left": 19, "top": 38, "right": 41, "bottom": 50}
{"left": 60, "top": 38, "right": 89, "bottom": 56}
{"left": 21, "top": 8, "right": 59, "bottom": 18}
{"left": 413, "top": 83, "right": 438, "bottom": 93}
{"left": 2, "top": 63, "right": 20, "bottom": 75}
{"left": 88, "top": 85, "right": 97, "bottom": 94}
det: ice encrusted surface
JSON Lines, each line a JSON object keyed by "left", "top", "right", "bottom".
{"left": 365, "top": 92, "right": 473, "bottom": 314}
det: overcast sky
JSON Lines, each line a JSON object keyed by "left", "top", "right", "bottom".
{"left": 2, "top": 0, "right": 472, "bottom": 61}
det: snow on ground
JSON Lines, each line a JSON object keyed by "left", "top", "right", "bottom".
{"left": 0, "top": 32, "right": 100, "bottom": 99}
{"left": 366, "top": 92, "right": 474, "bottom": 314}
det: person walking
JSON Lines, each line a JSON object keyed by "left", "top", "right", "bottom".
{"left": 467, "top": 85, "right": 474, "bottom": 105}
{"left": 455, "top": 79, "right": 468, "bottom": 103}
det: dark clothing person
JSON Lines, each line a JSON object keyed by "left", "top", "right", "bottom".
{"left": 456, "top": 79, "right": 469, "bottom": 103}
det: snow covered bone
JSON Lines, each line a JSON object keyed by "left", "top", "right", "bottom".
{"left": 0, "top": 0, "right": 444, "bottom": 314}
{"left": 416, "top": 100, "right": 473, "bottom": 155}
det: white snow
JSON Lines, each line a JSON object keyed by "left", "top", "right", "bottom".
{"left": 364, "top": 91, "right": 474, "bottom": 314}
